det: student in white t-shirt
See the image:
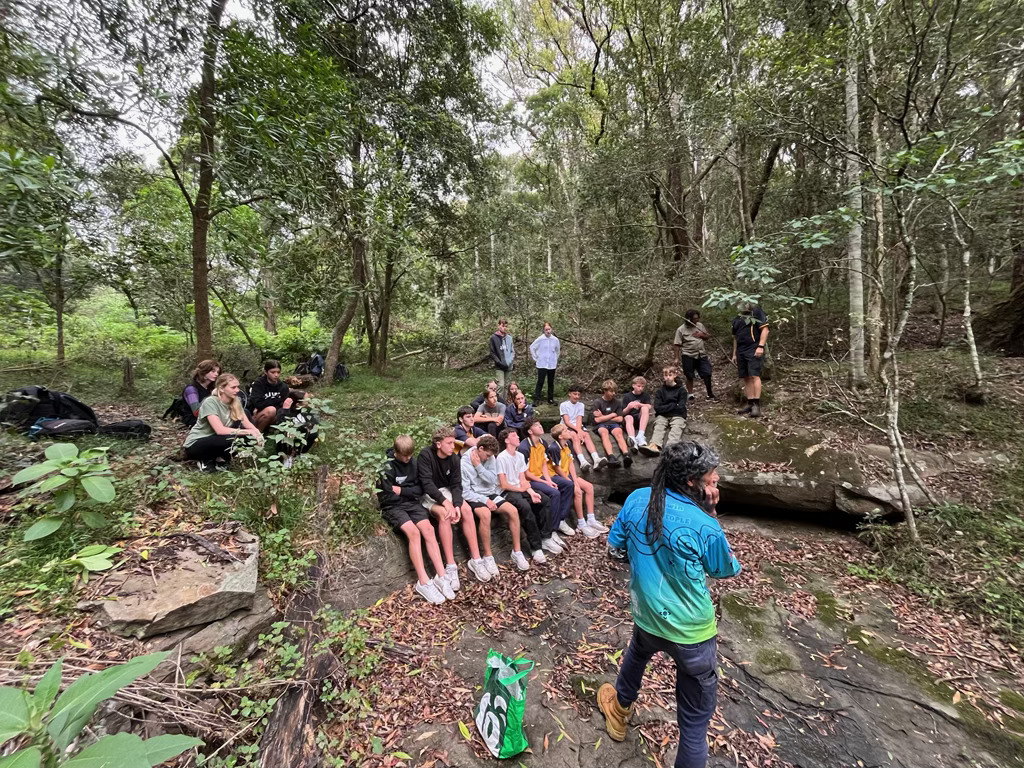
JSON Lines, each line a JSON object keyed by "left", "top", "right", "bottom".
{"left": 558, "top": 384, "right": 606, "bottom": 471}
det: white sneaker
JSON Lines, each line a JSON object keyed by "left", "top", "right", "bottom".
{"left": 542, "top": 537, "right": 563, "bottom": 555}
{"left": 416, "top": 580, "right": 445, "bottom": 604}
{"left": 578, "top": 456, "right": 592, "bottom": 472}
{"left": 532, "top": 549, "right": 548, "bottom": 564}
{"left": 445, "top": 563, "right": 461, "bottom": 591}
{"left": 587, "top": 517, "right": 610, "bottom": 534}
{"left": 511, "top": 550, "right": 530, "bottom": 571}
{"left": 558, "top": 520, "right": 576, "bottom": 537}
{"left": 433, "top": 575, "right": 455, "bottom": 600}
{"left": 635, "top": 433, "right": 647, "bottom": 447}
{"left": 468, "top": 558, "right": 492, "bottom": 583}
{"left": 483, "top": 555, "right": 500, "bottom": 577}
{"left": 594, "top": 455, "right": 608, "bottom": 469}
{"left": 551, "top": 531, "right": 567, "bottom": 548}
{"left": 282, "top": 455, "right": 294, "bottom": 469}
{"left": 578, "top": 520, "right": 602, "bottom": 539}
{"left": 626, "top": 436, "right": 638, "bottom": 454}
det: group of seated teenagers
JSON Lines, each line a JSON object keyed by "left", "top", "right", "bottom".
{"left": 376, "top": 366, "right": 699, "bottom": 604}
{"left": 181, "top": 359, "right": 305, "bottom": 472}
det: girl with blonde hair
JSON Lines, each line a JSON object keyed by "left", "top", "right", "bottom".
{"left": 184, "top": 373, "right": 263, "bottom": 472}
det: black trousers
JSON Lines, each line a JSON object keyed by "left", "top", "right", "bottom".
{"left": 184, "top": 435, "right": 236, "bottom": 462}
{"left": 534, "top": 368, "right": 555, "bottom": 403}
{"left": 503, "top": 490, "right": 550, "bottom": 551}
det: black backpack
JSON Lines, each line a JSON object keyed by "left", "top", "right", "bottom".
{"left": 333, "top": 362, "right": 349, "bottom": 383}
{"left": 27, "top": 419, "right": 98, "bottom": 440}
{"left": 98, "top": 419, "right": 152, "bottom": 440}
{"left": 0, "top": 386, "right": 98, "bottom": 433}
{"left": 162, "top": 396, "right": 197, "bottom": 428}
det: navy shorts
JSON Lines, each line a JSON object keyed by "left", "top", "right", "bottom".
{"left": 681, "top": 355, "right": 713, "bottom": 381}
{"left": 595, "top": 421, "right": 624, "bottom": 433}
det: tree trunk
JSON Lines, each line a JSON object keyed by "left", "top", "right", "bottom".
{"left": 262, "top": 273, "right": 277, "bottom": 334}
{"left": 1012, "top": 70, "right": 1024, "bottom": 291}
{"left": 55, "top": 291, "right": 65, "bottom": 363}
{"left": 974, "top": 282, "right": 1024, "bottom": 356}
{"left": 845, "top": 0, "right": 866, "bottom": 386}
{"left": 191, "top": 0, "right": 228, "bottom": 361}
{"left": 372, "top": 249, "right": 396, "bottom": 375}
{"left": 933, "top": 244, "right": 950, "bottom": 346}
{"left": 950, "top": 215, "right": 983, "bottom": 387}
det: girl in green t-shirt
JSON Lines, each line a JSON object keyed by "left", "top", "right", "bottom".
{"left": 184, "top": 373, "right": 263, "bottom": 472}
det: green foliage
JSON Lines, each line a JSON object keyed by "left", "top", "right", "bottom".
{"left": 40, "top": 545, "right": 121, "bottom": 585}
{"left": 261, "top": 530, "right": 315, "bottom": 594}
{"left": 11, "top": 444, "right": 117, "bottom": 542}
{"left": 0, "top": 652, "right": 201, "bottom": 766}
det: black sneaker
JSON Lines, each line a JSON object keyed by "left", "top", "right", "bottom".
{"left": 707, "top": 394, "right": 719, "bottom": 402}
{"left": 622, "top": 453, "right": 633, "bottom": 468}
{"left": 736, "top": 404, "right": 753, "bottom": 415}
{"left": 749, "top": 402, "right": 762, "bottom": 418}
{"left": 605, "top": 454, "right": 621, "bottom": 468}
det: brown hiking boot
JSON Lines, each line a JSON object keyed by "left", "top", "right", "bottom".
{"left": 639, "top": 443, "right": 659, "bottom": 457}
{"left": 597, "top": 683, "right": 632, "bottom": 741}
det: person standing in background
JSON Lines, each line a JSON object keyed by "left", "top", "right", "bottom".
{"left": 489, "top": 318, "right": 516, "bottom": 389}
{"left": 530, "top": 322, "right": 561, "bottom": 406}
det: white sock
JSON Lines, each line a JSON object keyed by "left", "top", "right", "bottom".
{"left": 587, "top": 514, "right": 597, "bottom": 523}
{"left": 591, "top": 451, "right": 601, "bottom": 461}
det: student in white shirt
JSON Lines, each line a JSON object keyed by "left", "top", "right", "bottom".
{"left": 530, "top": 322, "right": 561, "bottom": 406}
{"left": 558, "top": 384, "right": 606, "bottom": 472}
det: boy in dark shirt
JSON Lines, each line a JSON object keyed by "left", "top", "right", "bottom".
{"left": 641, "top": 366, "right": 687, "bottom": 456}
{"left": 454, "top": 405, "right": 485, "bottom": 454}
{"left": 250, "top": 360, "right": 302, "bottom": 433}
{"left": 591, "top": 379, "right": 633, "bottom": 468}
{"left": 418, "top": 425, "right": 492, "bottom": 589}
{"left": 731, "top": 303, "right": 770, "bottom": 417}
{"left": 377, "top": 435, "right": 451, "bottom": 605}
{"left": 621, "top": 376, "right": 652, "bottom": 453}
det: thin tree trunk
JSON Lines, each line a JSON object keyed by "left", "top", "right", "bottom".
{"left": 262, "top": 273, "right": 277, "bottom": 334}
{"left": 210, "top": 284, "right": 257, "bottom": 350}
{"left": 934, "top": 244, "right": 949, "bottom": 346}
{"left": 373, "top": 249, "right": 395, "bottom": 375}
{"left": 845, "top": 0, "right": 866, "bottom": 386}
{"left": 950, "top": 215, "right": 983, "bottom": 387}
{"left": 191, "top": 0, "right": 228, "bottom": 361}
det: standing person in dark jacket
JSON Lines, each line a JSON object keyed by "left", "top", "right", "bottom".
{"left": 377, "top": 435, "right": 452, "bottom": 605}
{"left": 489, "top": 318, "right": 516, "bottom": 390}
{"left": 418, "top": 426, "right": 492, "bottom": 590}
{"left": 640, "top": 367, "right": 688, "bottom": 456}
{"left": 731, "top": 303, "right": 769, "bottom": 418}
{"left": 250, "top": 360, "right": 302, "bottom": 433}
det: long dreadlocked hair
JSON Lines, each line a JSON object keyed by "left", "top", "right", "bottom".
{"left": 644, "top": 441, "right": 720, "bottom": 544}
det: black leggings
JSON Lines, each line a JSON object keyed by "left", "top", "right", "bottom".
{"left": 504, "top": 490, "right": 550, "bottom": 550}
{"left": 184, "top": 435, "right": 237, "bottom": 463}
{"left": 534, "top": 368, "right": 555, "bottom": 403}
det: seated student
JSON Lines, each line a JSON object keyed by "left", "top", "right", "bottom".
{"left": 495, "top": 427, "right": 555, "bottom": 564}
{"left": 308, "top": 351, "right": 326, "bottom": 379}
{"left": 250, "top": 360, "right": 303, "bottom": 434}
{"left": 503, "top": 391, "right": 534, "bottom": 438}
{"left": 184, "top": 373, "right": 264, "bottom": 472}
{"left": 183, "top": 359, "right": 221, "bottom": 424}
{"left": 377, "top": 435, "right": 453, "bottom": 604}
{"left": 504, "top": 380, "right": 523, "bottom": 408}
{"left": 461, "top": 434, "right": 530, "bottom": 572}
{"left": 417, "top": 426, "right": 492, "bottom": 588}
{"left": 641, "top": 366, "right": 688, "bottom": 456}
{"left": 518, "top": 418, "right": 573, "bottom": 544}
{"left": 470, "top": 380, "right": 506, "bottom": 411}
{"left": 474, "top": 389, "right": 507, "bottom": 438}
{"left": 591, "top": 379, "right": 634, "bottom": 468}
{"left": 559, "top": 384, "right": 606, "bottom": 471}
{"left": 621, "top": 376, "right": 652, "bottom": 453}
{"left": 548, "top": 424, "right": 607, "bottom": 538}
{"left": 454, "top": 405, "right": 486, "bottom": 454}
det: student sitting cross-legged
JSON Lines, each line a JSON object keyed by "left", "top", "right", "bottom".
{"left": 495, "top": 427, "right": 555, "bottom": 564}
{"left": 549, "top": 424, "right": 608, "bottom": 537}
{"left": 592, "top": 379, "right": 634, "bottom": 468}
{"left": 518, "top": 418, "right": 574, "bottom": 547}
{"left": 461, "top": 434, "right": 530, "bottom": 572}
{"left": 474, "top": 388, "right": 507, "bottom": 438}
{"left": 559, "top": 384, "right": 605, "bottom": 471}
{"left": 417, "top": 426, "right": 492, "bottom": 589}
{"left": 377, "top": 435, "right": 453, "bottom": 605}
{"left": 641, "top": 366, "right": 688, "bottom": 456}
{"left": 503, "top": 391, "right": 534, "bottom": 438}
{"left": 454, "top": 405, "right": 486, "bottom": 454}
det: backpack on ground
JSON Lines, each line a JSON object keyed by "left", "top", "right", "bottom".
{"left": 333, "top": 362, "right": 349, "bottom": 382}
{"left": 27, "top": 418, "right": 98, "bottom": 440}
{"left": 98, "top": 419, "right": 152, "bottom": 440}
{"left": 161, "top": 395, "right": 197, "bottom": 428}
{"left": 1, "top": 386, "right": 98, "bottom": 433}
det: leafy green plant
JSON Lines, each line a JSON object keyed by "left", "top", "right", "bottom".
{"left": 0, "top": 651, "right": 202, "bottom": 767}
{"left": 40, "top": 545, "right": 122, "bottom": 584}
{"left": 11, "top": 444, "right": 117, "bottom": 541}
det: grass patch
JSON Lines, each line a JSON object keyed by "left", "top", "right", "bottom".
{"left": 812, "top": 590, "right": 841, "bottom": 629}
{"left": 755, "top": 648, "right": 797, "bottom": 673}
{"left": 1001, "top": 689, "right": 1024, "bottom": 715}
{"left": 720, "top": 593, "right": 766, "bottom": 639}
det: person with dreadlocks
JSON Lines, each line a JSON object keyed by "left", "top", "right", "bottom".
{"left": 597, "top": 442, "right": 741, "bottom": 768}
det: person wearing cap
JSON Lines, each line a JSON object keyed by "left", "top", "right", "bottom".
{"left": 597, "top": 442, "right": 741, "bottom": 768}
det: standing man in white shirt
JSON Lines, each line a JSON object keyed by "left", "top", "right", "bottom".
{"left": 530, "top": 322, "right": 561, "bottom": 406}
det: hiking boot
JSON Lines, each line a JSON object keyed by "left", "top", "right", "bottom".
{"left": 532, "top": 549, "right": 548, "bottom": 564}
{"left": 415, "top": 580, "right": 446, "bottom": 605}
{"left": 606, "top": 454, "right": 622, "bottom": 468}
{"left": 749, "top": 402, "right": 762, "bottom": 418}
{"left": 587, "top": 517, "right": 610, "bottom": 534}
{"left": 511, "top": 550, "right": 530, "bottom": 571}
{"left": 638, "top": 443, "right": 659, "bottom": 457}
{"left": 594, "top": 455, "right": 608, "bottom": 470}
{"left": 541, "top": 537, "right": 563, "bottom": 555}
{"left": 597, "top": 683, "right": 632, "bottom": 742}
{"left": 558, "top": 520, "right": 577, "bottom": 537}
{"left": 626, "top": 436, "right": 638, "bottom": 454}
{"left": 433, "top": 575, "right": 456, "bottom": 601}
{"left": 468, "top": 558, "right": 492, "bottom": 583}
{"left": 578, "top": 520, "right": 602, "bottom": 539}
{"left": 622, "top": 453, "right": 633, "bottom": 468}
{"left": 483, "top": 555, "right": 500, "bottom": 578}
{"left": 736, "top": 403, "right": 753, "bottom": 415}
{"left": 444, "top": 563, "right": 461, "bottom": 592}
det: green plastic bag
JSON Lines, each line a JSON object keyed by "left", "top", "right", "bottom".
{"left": 473, "top": 649, "right": 535, "bottom": 758}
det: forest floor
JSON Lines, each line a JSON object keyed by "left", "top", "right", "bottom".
{"left": 1, "top": 329, "right": 1023, "bottom": 768}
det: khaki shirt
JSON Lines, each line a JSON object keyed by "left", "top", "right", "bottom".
{"left": 673, "top": 322, "right": 708, "bottom": 357}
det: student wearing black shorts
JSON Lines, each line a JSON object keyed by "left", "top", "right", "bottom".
{"left": 377, "top": 435, "right": 452, "bottom": 605}
{"left": 731, "top": 303, "right": 770, "bottom": 418}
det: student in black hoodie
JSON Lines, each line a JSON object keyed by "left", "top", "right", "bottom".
{"left": 640, "top": 366, "right": 687, "bottom": 456}
{"left": 418, "top": 425, "right": 492, "bottom": 591}
{"left": 377, "top": 435, "right": 452, "bottom": 605}
{"left": 250, "top": 360, "right": 303, "bottom": 433}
